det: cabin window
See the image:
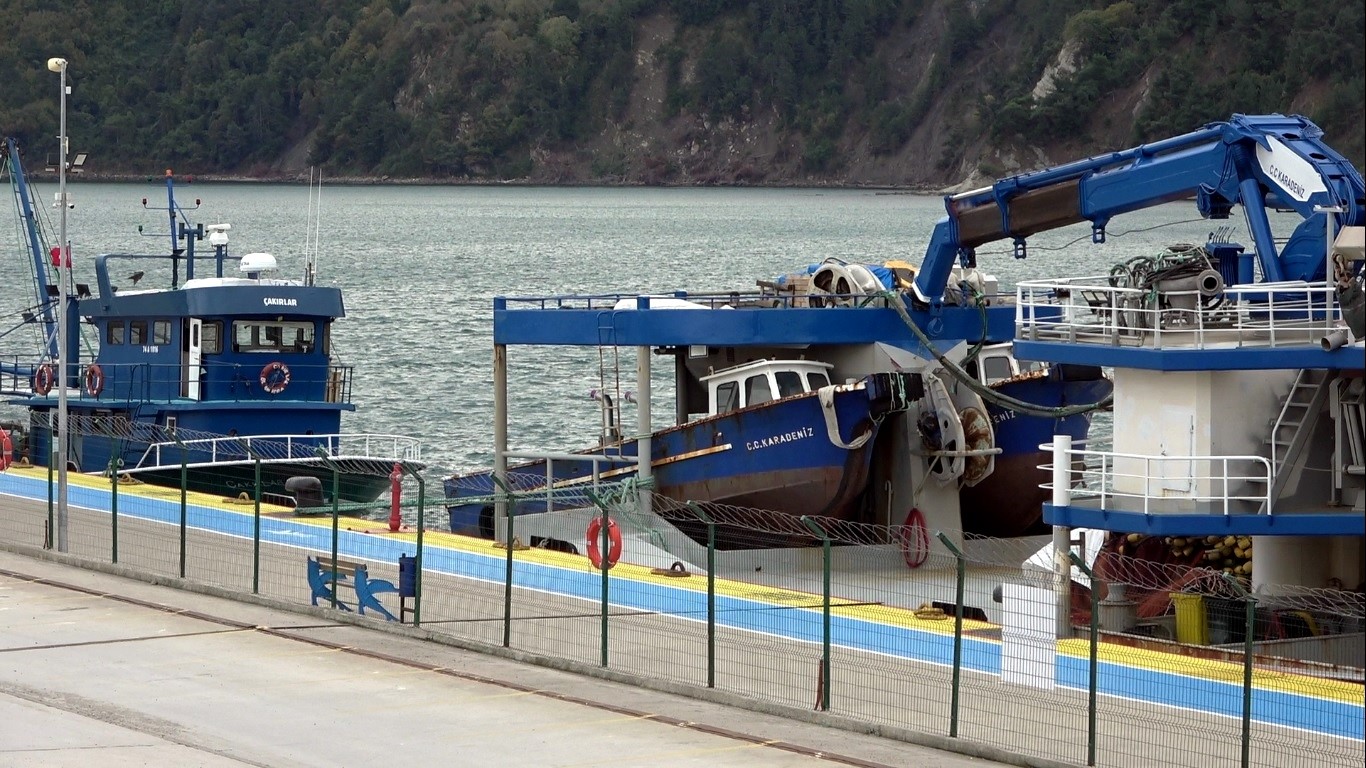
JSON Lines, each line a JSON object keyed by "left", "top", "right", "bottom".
{"left": 774, "top": 371, "right": 805, "bottom": 398}
{"left": 715, "top": 381, "right": 740, "bottom": 414}
{"left": 202, "top": 321, "right": 223, "bottom": 354}
{"left": 807, "top": 371, "right": 830, "bottom": 390}
{"left": 106, "top": 320, "right": 124, "bottom": 345}
{"left": 232, "top": 320, "right": 314, "bottom": 353}
{"left": 130, "top": 320, "right": 148, "bottom": 345}
{"left": 982, "top": 355, "right": 1013, "bottom": 385}
{"left": 153, "top": 320, "right": 171, "bottom": 345}
{"left": 745, "top": 373, "right": 775, "bottom": 406}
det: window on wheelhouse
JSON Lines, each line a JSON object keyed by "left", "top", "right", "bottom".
{"left": 715, "top": 381, "right": 740, "bottom": 414}
{"left": 745, "top": 373, "right": 775, "bottom": 406}
{"left": 805, "top": 370, "right": 830, "bottom": 391}
{"left": 774, "top": 371, "right": 805, "bottom": 398}
{"left": 106, "top": 320, "right": 124, "bottom": 345}
{"left": 153, "top": 320, "right": 171, "bottom": 345}
{"left": 981, "top": 354, "right": 1014, "bottom": 385}
{"left": 130, "top": 320, "right": 148, "bottom": 345}
{"left": 201, "top": 321, "right": 223, "bottom": 354}
{"left": 232, "top": 320, "right": 314, "bottom": 353}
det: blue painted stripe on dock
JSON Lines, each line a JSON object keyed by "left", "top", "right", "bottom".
{"left": 3, "top": 472, "right": 1361, "bottom": 740}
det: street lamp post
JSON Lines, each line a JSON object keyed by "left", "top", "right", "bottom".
{"left": 48, "top": 56, "right": 69, "bottom": 552}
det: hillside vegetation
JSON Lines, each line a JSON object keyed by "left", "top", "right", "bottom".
{"left": 2, "top": 0, "right": 1361, "bottom": 187}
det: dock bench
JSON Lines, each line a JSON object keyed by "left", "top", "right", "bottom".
{"left": 306, "top": 555, "right": 399, "bottom": 622}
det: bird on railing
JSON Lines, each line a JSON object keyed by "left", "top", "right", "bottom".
{"left": 128, "top": 271, "right": 144, "bottom": 285}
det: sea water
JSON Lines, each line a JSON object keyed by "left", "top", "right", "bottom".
{"left": 1, "top": 181, "right": 1278, "bottom": 478}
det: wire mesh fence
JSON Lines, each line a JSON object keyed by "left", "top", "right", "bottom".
{"left": 1, "top": 461, "right": 1361, "bottom": 768}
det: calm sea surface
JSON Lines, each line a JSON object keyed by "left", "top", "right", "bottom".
{"left": 2, "top": 182, "right": 1279, "bottom": 478}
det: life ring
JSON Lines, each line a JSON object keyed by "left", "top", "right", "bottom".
{"left": 259, "top": 361, "right": 291, "bottom": 395}
{"left": 898, "top": 507, "right": 929, "bottom": 569}
{"left": 83, "top": 363, "right": 105, "bottom": 397}
{"left": 32, "top": 364, "right": 56, "bottom": 396}
{"left": 1, "top": 428, "right": 12, "bottom": 470}
{"left": 586, "top": 516, "right": 623, "bottom": 570}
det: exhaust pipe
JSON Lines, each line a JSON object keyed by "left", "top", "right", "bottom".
{"left": 1321, "top": 328, "right": 1354, "bottom": 351}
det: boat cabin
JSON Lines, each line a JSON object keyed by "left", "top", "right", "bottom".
{"left": 701, "top": 359, "right": 834, "bottom": 416}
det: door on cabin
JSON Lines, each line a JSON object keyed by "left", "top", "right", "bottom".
{"left": 184, "top": 319, "right": 204, "bottom": 400}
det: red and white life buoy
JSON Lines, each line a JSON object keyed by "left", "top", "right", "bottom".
{"left": 586, "top": 516, "right": 623, "bottom": 570}
{"left": 83, "top": 363, "right": 105, "bottom": 397}
{"left": 32, "top": 364, "right": 55, "bottom": 396}
{"left": 1, "top": 428, "right": 12, "bottom": 471}
{"left": 259, "top": 361, "right": 291, "bottom": 395}
{"left": 898, "top": 507, "right": 929, "bottom": 569}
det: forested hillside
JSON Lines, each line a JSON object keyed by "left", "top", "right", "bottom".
{"left": 2, "top": 0, "right": 1361, "bottom": 187}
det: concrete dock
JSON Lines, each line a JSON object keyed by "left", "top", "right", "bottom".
{"left": 0, "top": 549, "right": 1008, "bottom": 768}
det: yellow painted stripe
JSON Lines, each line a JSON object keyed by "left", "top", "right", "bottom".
{"left": 14, "top": 463, "right": 1358, "bottom": 706}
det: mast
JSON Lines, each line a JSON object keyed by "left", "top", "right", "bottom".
{"left": 5, "top": 138, "right": 59, "bottom": 361}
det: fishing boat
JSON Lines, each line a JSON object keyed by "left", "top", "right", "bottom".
{"left": 447, "top": 354, "right": 924, "bottom": 538}
{"left": 0, "top": 139, "right": 421, "bottom": 504}
{"left": 444, "top": 244, "right": 1111, "bottom": 549}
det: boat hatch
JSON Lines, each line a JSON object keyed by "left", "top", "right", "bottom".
{"left": 702, "top": 359, "right": 834, "bottom": 416}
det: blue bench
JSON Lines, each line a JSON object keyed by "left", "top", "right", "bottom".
{"left": 306, "top": 555, "right": 399, "bottom": 622}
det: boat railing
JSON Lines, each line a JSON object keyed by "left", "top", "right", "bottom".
{"left": 497, "top": 450, "right": 638, "bottom": 510}
{"left": 1040, "top": 440, "right": 1273, "bottom": 515}
{"left": 496, "top": 289, "right": 899, "bottom": 311}
{"left": 1015, "top": 277, "right": 1342, "bottom": 348}
{"left": 134, "top": 432, "right": 422, "bottom": 469}
{"left": 0, "top": 359, "right": 355, "bottom": 404}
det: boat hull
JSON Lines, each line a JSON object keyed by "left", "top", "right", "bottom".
{"left": 446, "top": 373, "right": 911, "bottom": 540}
{"left": 127, "top": 458, "right": 398, "bottom": 506}
{"left": 960, "top": 368, "right": 1112, "bottom": 537}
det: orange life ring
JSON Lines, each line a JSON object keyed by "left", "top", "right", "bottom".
{"left": 586, "top": 516, "right": 623, "bottom": 570}
{"left": 1, "top": 428, "right": 12, "bottom": 470}
{"left": 83, "top": 363, "right": 105, "bottom": 397}
{"left": 898, "top": 507, "right": 929, "bottom": 569}
{"left": 259, "top": 361, "right": 291, "bottom": 395}
{"left": 32, "top": 364, "right": 55, "bottom": 396}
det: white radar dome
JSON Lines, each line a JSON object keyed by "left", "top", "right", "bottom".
{"left": 239, "top": 252, "right": 278, "bottom": 273}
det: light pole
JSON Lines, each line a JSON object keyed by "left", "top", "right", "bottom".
{"left": 48, "top": 56, "right": 69, "bottom": 552}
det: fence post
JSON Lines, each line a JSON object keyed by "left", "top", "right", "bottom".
{"left": 1223, "top": 574, "right": 1256, "bottom": 768}
{"left": 1068, "top": 550, "right": 1099, "bottom": 767}
{"left": 239, "top": 441, "right": 261, "bottom": 594}
{"left": 801, "top": 516, "right": 832, "bottom": 711}
{"left": 46, "top": 450, "right": 54, "bottom": 549}
{"left": 491, "top": 474, "right": 518, "bottom": 647}
{"left": 177, "top": 437, "right": 188, "bottom": 578}
{"left": 686, "top": 502, "right": 717, "bottom": 688}
{"left": 315, "top": 447, "right": 341, "bottom": 609}
{"left": 587, "top": 490, "right": 612, "bottom": 668}
{"left": 108, "top": 453, "right": 122, "bottom": 564}
{"left": 936, "top": 531, "right": 966, "bottom": 737}
{"left": 400, "top": 462, "right": 425, "bottom": 627}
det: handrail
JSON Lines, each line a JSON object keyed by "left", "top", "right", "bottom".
{"left": 1040, "top": 442, "right": 1273, "bottom": 516}
{"left": 134, "top": 432, "right": 422, "bottom": 469}
{"left": 1015, "top": 278, "right": 1343, "bottom": 349}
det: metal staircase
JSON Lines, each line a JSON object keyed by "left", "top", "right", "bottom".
{"left": 1257, "top": 368, "right": 1332, "bottom": 512}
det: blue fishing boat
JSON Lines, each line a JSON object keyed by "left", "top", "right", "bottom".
{"left": 1, "top": 139, "right": 421, "bottom": 503}
{"left": 444, "top": 240, "right": 1111, "bottom": 547}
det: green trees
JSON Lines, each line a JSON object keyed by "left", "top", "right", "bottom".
{"left": 0, "top": 0, "right": 1358, "bottom": 181}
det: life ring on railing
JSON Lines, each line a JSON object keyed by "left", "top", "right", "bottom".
{"left": 32, "top": 364, "right": 55, "bottom": 396}
{"left": 898, "top": 507, "right": 929, "bottom": 569}
{"left": 586, "top": 516, "right": 623, "bottom": 570}
{"left": 1, "top": 428, "right": 12, "bottom": 470}
{"left": 259, "top": 361, "right": 291, "bottom": 395}
{"left": 83, "top": 363, "right": 105, "bottom": 397}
